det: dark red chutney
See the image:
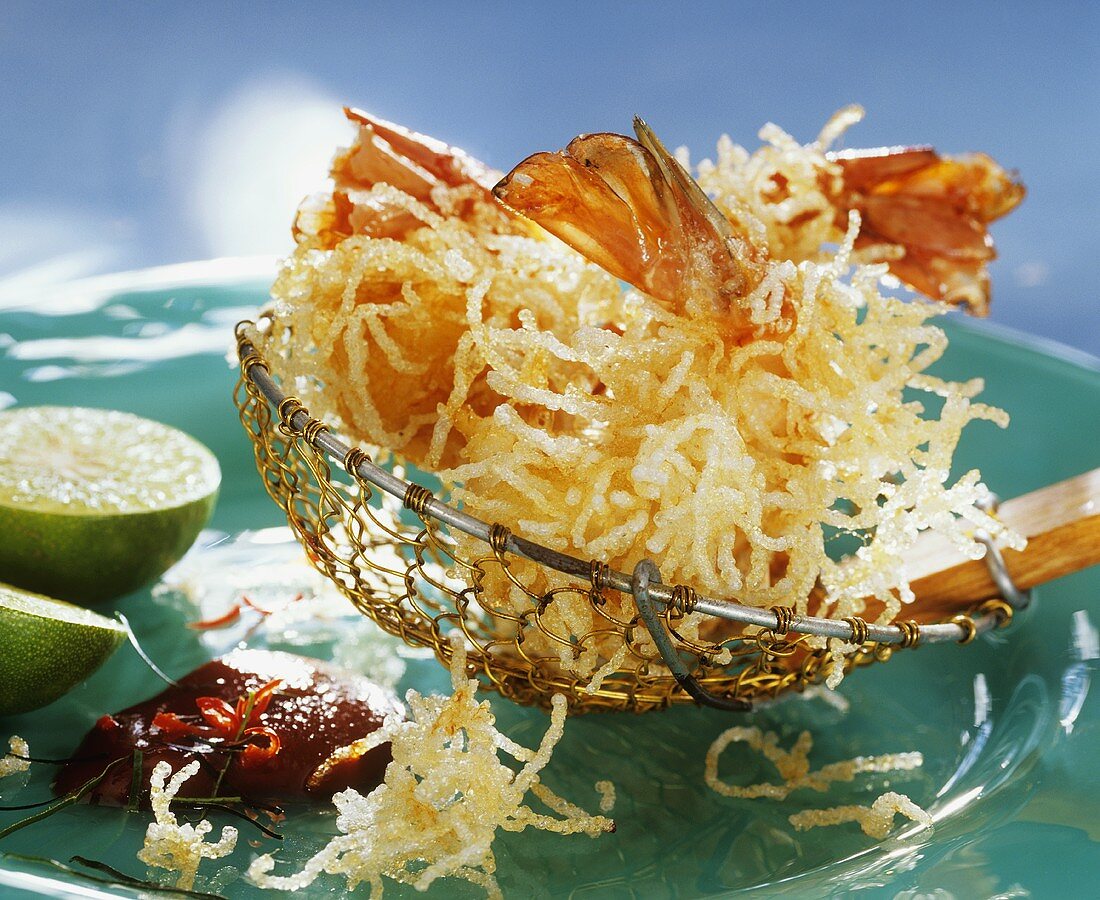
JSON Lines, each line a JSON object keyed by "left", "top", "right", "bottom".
{"left": 55, "top": 649, "right": 403, "bottom": 805}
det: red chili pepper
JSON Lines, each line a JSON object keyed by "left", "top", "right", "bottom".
{"left": 239, "top": 594, "right": 273, "bottom": 616}
{"left": 244, "top": 679, "right": 282, "bottom": 721}
{"left": 240, "top": 727, "right": 281, "bottom": 767}
{"left": 188, "top": 605, "right": 243, "bottom": 630}
{"left": 195, "top": 591, "right": 306, "bottom": 622}
{"left": 150, "top": 678, "right": 284, "bottom": 769}
{"left": 195, "top": 697, "right": 238, "bottom": 733}
{"left": 96, "top": 714, "right": 121, "bottom": 733}
{"left": 151, "top": 711, "right": 200, "bottom": 738}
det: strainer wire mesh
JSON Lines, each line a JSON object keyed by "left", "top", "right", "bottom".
{"left": 233, "top": 322, "right": 1017, "bottom": 713}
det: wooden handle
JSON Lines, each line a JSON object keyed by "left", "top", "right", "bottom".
{"left": 906, "top": 468, "right": 1100, "bottom": 620}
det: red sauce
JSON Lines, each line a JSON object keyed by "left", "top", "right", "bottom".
{"left": 55, "top": 649, "right": 403, "bottom": 805}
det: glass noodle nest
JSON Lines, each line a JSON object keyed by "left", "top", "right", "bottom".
{"left": 236, "top": 106, "right": 1026, "bottom": 712}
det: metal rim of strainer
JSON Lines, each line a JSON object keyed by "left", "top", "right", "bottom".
{"left": 236, "top": 322, "right": 1030, "bottom": 708}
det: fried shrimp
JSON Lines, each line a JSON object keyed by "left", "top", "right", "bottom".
{"left": 260, "top": 108, "right": 620, "bottom": 468}
{"left": 293, "top": 107, "right": 510, "bottom": 248}
{"left": 826, "top": 145, "right": 1025, "bottom": 313}
{"left": 685, "top": 105, "right": 1024, "bottom": 312}
{"left": 493, "top": 118, "right": 767, "bottom": 333}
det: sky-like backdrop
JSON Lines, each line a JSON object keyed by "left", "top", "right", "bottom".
{"left": 1, "top": 1, "right": 1096, "bottom": 355}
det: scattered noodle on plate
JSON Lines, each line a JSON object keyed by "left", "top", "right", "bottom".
{"left": 595, "top": 780, "right": 617, "bottom": 813}
{"left": 704, "top": 725, "right": 924, "bottom": 801}
{"left": 0, "top": 735, "right": 29, "bottom": 781}
{"left": 705, "top": 725, "right": 932, "bottom": 839}
{"left": 137, "top": 760, "right": 238, "bottom": 891}
{"left": 248, "top": 638, "right": 613, "bottom": 898}
{"left": 789, "top": 791, "right": 934, "bottom": 839}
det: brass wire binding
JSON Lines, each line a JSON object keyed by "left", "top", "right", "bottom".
{"left": 950, "top": 614, "right": 978, "bottom": 645}
{"left": 977, "top": 598, "right": 1015, "bottom": 627}
{"left": 342, "top": 447, "right": 371, "bottom": 475}
{"left": 589, "top": 560, "right": 610, "bottom": 596}
{"left": 302, "top": 417, "right": 329, "bottom": 445}
{"left": 897, "top": 621, "right": 921, "bottom": 649}
{"left": 843, "top": 616, "right": 869, "bottom": 647}
{"left": 670, "top": 585, "right": 698, "bottom": 617}
{"left": 488, "top": 524, "right": 512, "bottom": 555}
{"left": 769, "top": 606, "right": 797, "bottom": 636}
{"left": 233, "top": 324, "right": 1034, "bottom": 713}
{"left": 403, "top": 484, "right": 435, "bottom": 516}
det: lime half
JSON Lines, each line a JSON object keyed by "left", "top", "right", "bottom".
{"left": 0, "top": 583, "right": 128, "bottom": 715}
{"left": 0, "top": 406, "right": 220, "bottom": 604}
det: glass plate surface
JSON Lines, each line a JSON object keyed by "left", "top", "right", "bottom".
{"left": 0, "top": 264, "right": 1097, "bottom": 899}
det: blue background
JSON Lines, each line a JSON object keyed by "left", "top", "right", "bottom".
{"left": 1, "top": 1, "right": 1096, "bottom": 354}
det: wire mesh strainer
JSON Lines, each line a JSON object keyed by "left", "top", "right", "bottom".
{"left": 234, "top": 320, "right": 1041, "bottom": 714}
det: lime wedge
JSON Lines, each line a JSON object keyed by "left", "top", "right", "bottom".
{"left": 0, "top": 583, "right": 128, "bottom": 715}
{"left": 0, "top": 407, "right": 220, "bottom": 604}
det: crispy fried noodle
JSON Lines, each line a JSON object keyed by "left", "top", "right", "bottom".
{"left": 0, "top": 736, "right": 29, "bottom": 782}
{"left": 256, "top": 104, "right": 1024, "bottom": 683}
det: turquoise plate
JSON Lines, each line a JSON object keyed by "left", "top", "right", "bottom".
{"left": 1, "top": 264, "right": 1097, "bottom": 898}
